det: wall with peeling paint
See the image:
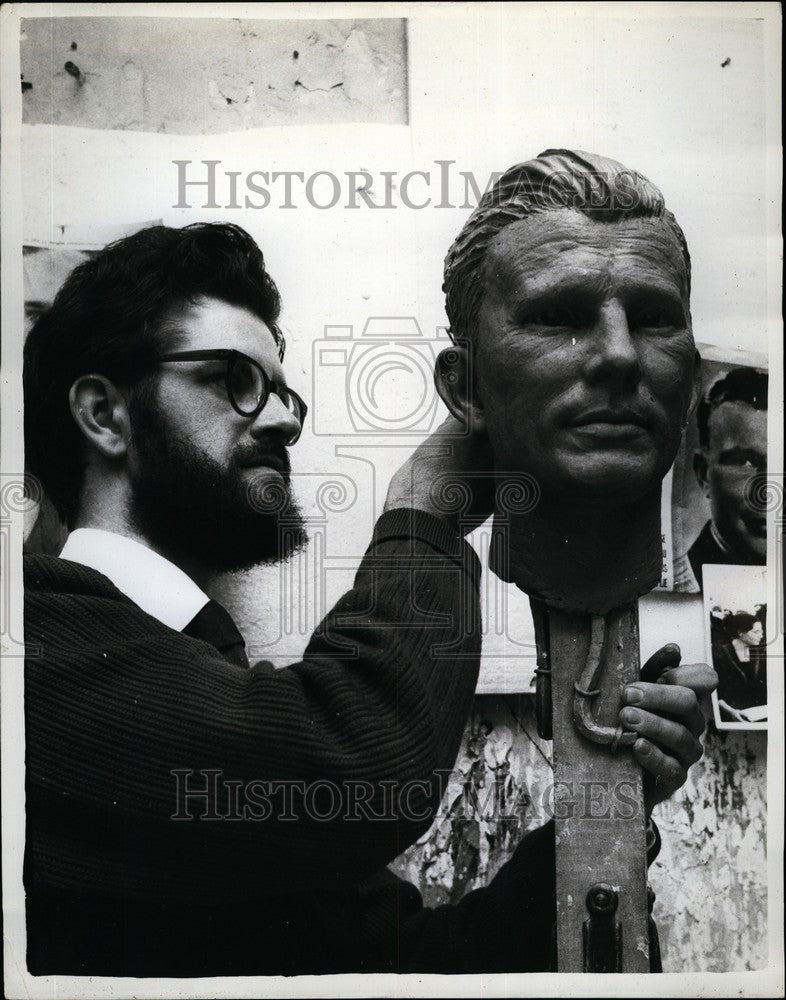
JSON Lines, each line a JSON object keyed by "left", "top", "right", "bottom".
{"left": 21, "top": 17, "right": 407, "bottom": 132}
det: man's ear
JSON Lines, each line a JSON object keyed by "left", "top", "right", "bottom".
{"left": 434, "top": 345, "right": 485, "bottom": 432}
{"left": 68, "top": 375, "right": 132, "bottom": 460}
{"left": 693, "top": 451, "right": 710, "bottom": 496}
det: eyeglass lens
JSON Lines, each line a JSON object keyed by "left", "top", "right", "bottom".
{"left": 228, "top": 356, "right": 264, "bottom": 414}
{"left": 228, "top": 355, "right": 304, "bottom": 423}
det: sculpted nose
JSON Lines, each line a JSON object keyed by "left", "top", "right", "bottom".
{"left": 583, "top": 301, "right": 641, "bottom": 388}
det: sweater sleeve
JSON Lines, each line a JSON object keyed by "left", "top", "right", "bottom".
{"left": 359, "top": 817, "right": 662, "bottom": 973}
{"left": 24, "top": 509, "right": 482, "bottom": 901}
{"left": 360, "top": 821, "right": 557, "bottom": 973}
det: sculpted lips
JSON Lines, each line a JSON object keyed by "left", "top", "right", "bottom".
{"left": 567, "top": 406, "right": 652, "bottom": 440}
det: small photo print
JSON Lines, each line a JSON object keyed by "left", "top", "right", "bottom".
{"left": 667, "top": 352, "right": 768, "bottom": 594}
{"left": 704, "top": 564, "right": 768, "bottom": 730}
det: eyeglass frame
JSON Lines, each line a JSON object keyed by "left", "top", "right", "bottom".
{"left": 146, "top": 349, "right": 308, "bottom": 443}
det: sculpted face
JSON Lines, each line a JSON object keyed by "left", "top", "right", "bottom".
{"left": 475, "top": 211, "right": 700, "bottom": 502}
{"left": 695, "top": 401, "right": 767, "bottom": 561}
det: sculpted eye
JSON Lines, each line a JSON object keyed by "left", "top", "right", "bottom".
{"left": 529, "top": 306, "right": 577, "bottom": 327}
{"left": 633, "top": 307, "right": 677, "bottom": 329}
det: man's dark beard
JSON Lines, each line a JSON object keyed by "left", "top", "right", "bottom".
{"left": 128, "top": 391, "right": 308, "bottom": 573}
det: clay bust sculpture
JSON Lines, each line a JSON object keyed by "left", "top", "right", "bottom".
{"left": 434, "top": 148, "right": 704, "bottom": 973}
{"left": 437, "top": 149, "right": 702, "bottom": 615}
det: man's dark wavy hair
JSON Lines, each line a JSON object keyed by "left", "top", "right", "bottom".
{"left": 696, "top": 367, "right": 768, "bottom": 450}
{"left": 24, "top": 222, "right": 285, "bottom": 527}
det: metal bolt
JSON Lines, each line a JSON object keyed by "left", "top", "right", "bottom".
{"left": 586, "top": 882, "right": 619, "bottom": 915}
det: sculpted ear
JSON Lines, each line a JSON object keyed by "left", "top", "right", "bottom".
{"left": 435, "top": 345, "right": 486, "bottom": 432}
{"left": 68, "top": 375, "right": 132, "bottom": 461}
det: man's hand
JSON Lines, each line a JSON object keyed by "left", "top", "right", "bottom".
{"left": 384, "top": 415, "right": 496, "bottom": 535}
{"left": 618, "top": 644, "right": 718, "bottom": 814}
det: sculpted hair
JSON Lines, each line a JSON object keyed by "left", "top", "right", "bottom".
{"left": 443, "top": 148, "right": 692, "bottom": 345}
{"left": 697, "top": 367, "right": 769, "bottom": 449}
{"left": 24, "top": 222, "right": 285, "bottom": 527}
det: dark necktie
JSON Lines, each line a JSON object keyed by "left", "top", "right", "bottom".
{"left": 182, "top": 600, "right": 250, "bottom": 669}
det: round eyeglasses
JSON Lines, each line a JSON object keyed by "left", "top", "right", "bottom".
{"left": 149, "top": 349, "right": 308, "bottom": 445}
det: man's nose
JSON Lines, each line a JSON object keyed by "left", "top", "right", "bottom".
{"left": 250, "top": 393, "right": 303, "bottom": 444}
{"left": 583, "top": 301, "right": 641, "bottom": 387}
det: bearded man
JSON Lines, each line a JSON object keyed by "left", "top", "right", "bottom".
{"left": 24, "top": 222, "right": 495, "bottom": 975}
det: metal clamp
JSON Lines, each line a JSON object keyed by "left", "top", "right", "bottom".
{"left": 583, "top": 883, "right": 623, "bottom": 972}
{"left": 573, "top": 615, "right": 637, "bottom": 750}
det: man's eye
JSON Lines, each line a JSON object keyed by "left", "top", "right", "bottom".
{"left": 720, "top": 449, "right": 764, "bottom": 471}
{"left": 204, "top": 372, "right": 229, "bottom": 392}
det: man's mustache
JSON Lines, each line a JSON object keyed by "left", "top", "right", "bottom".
{"left": 234, "top": 443, "right": 291, "bottom": 475}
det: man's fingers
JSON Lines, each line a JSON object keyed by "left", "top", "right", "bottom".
{"left": 631, "top": 649, "right": 717, "bottom": 811}
{"left": 620, "top": 707, "right": 703, "bottom": 766}
{"left": 635, "top": 738, "right": 688, "bottom": 800}
{"left": 640, "top": 643, "right": 682, "bottom": 682}
{"left": 624, "top": 681, "right": 706, "bottom": 738}
{"left": 657, "top": 662, "right": 718, "bottom": 696}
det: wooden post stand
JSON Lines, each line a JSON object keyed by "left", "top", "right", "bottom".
{"left": 533, "top": 601, "right": 650, "bottom": 973}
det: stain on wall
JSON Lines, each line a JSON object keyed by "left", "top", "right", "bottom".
{"left": 21, "top": 17, "right": 408, "bottom": 132}
{"left": 390, "top": 695, "right": 768, "bottom": 972}
{"left": 391, "top": 697, "right": 554, "bottom": 906}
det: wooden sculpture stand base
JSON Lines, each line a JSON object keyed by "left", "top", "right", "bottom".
{"left": 533, "top": 601, "right": 651, "bottom": 973}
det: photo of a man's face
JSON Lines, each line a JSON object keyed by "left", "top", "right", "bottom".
{"left": 668, "top": 358, "right": 768, "bottom": 593}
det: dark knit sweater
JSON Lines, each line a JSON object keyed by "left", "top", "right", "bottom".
{"left": 24, "top": 508, "right": 556, "bottom": 976}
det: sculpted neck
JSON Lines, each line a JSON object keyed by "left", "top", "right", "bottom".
{"left": 489, "top": 486, "right": 662, "bottom": 615}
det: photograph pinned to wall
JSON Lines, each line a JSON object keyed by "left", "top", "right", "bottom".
{"left": 662, "top": 345, "right": 768, "bottom": 593}
{"left": 704, "top": 563, "right": 768, "bottom": 730}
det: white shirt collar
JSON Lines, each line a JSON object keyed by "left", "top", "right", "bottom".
{"left": 59, "top": 528, "right": 210, "bottom": 631}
